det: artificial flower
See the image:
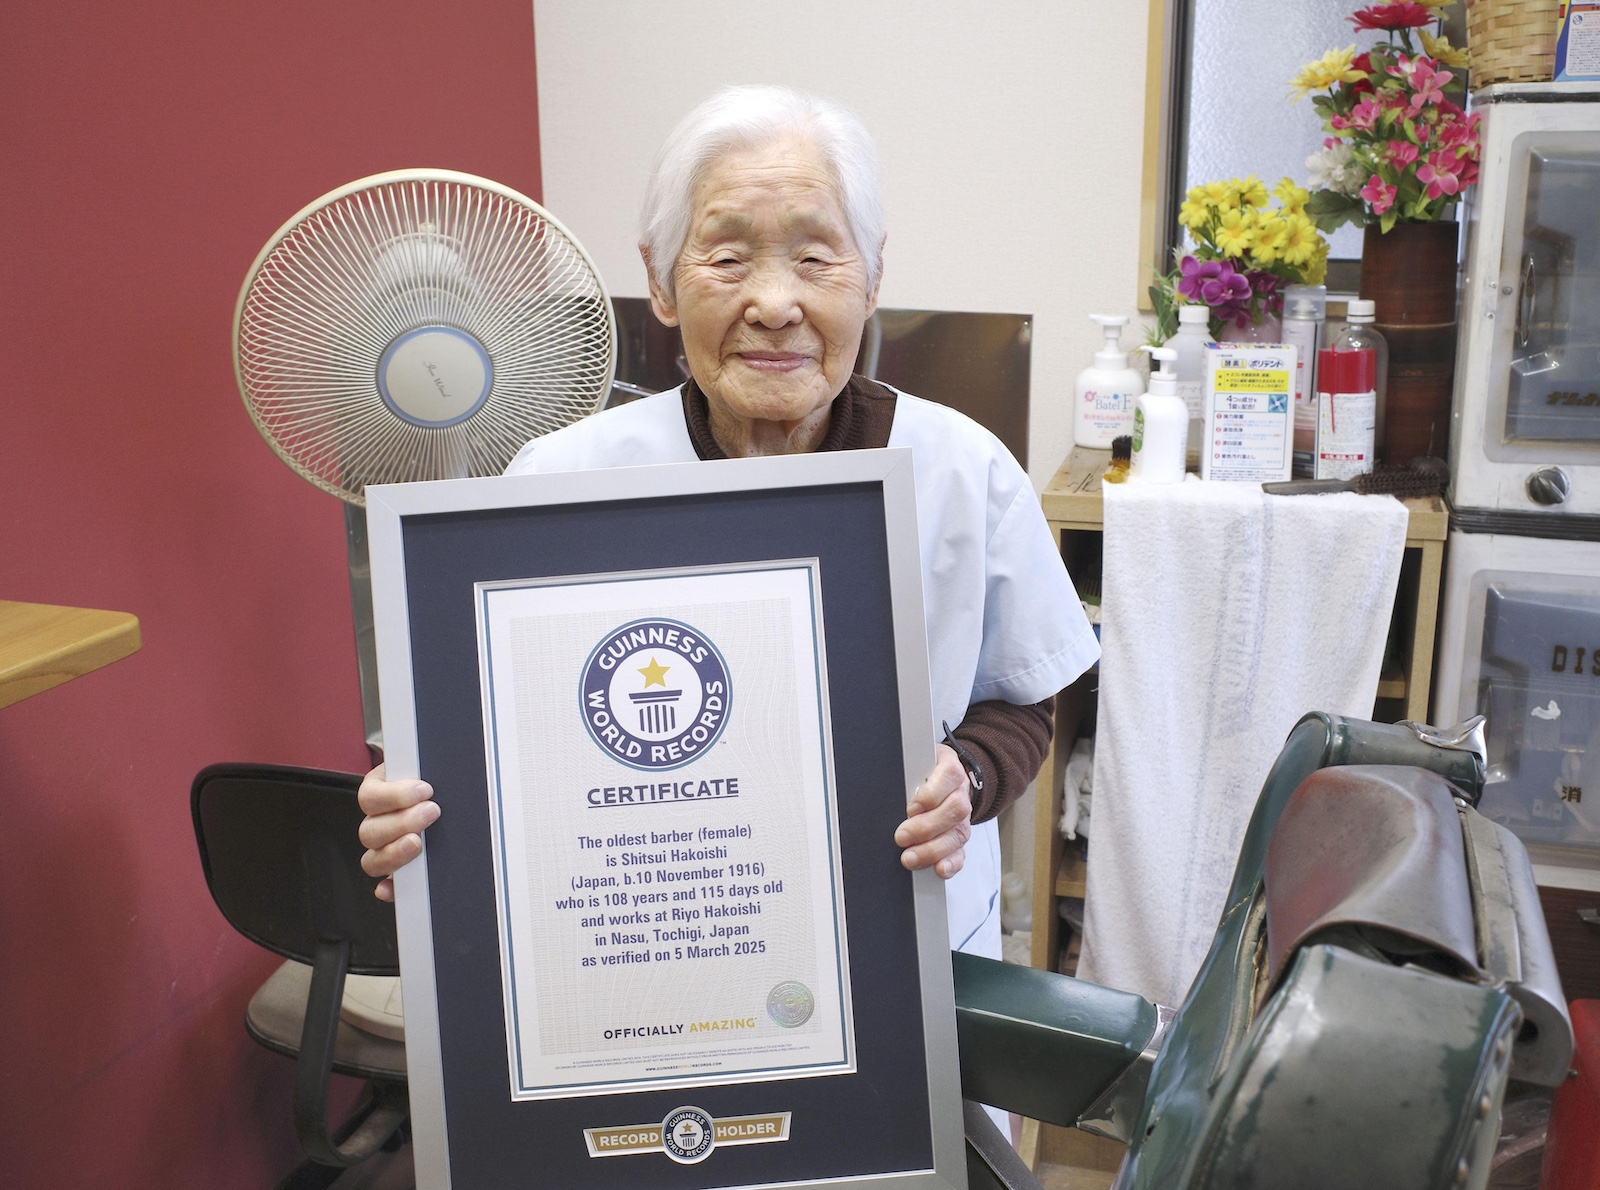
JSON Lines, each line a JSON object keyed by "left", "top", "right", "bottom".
{"left": 1179, "top": 196, "right": 1212, "bottom": 230}
{"left": 1405, "top": 58, "right": 1453, "bottom": 113}
{"left": 1419, "top": 29, "right": 1470, "bottom": 69}
{"left": 1360, "top": 175, "right": 1398, "bottom": 214}
{"left": 1351, "top": 3, "right": 1433, "bottom": 30}
{"left": 1200, "top": 180, "right": 1238, "bottom": 210}
{"left": 1416, "top": 150, "right": 1462, "bottom": 199}
{"left": 1385, "top": 139, "right": 1419, "bottom": 167}
{"left": 1231, "top": 175, "right": 1269, "bottom": 207}
{"left": 1332, "top": 96, "right": 1382, "bottom": 132}
{"left": 1279, "top": 216, "right": 1322, "bottom": 268}
{"left": 1271, "top": 178, "right": 1310, "bottom": 216}
{"left": 1435, "top": 111, "right": 1480, "bottom": 150}
{"left": 1213, "top": 208, "right": 1254, "bottom": 258}
{"left": 1305, "top": 142, "right": 1361, "bottom": 195}
{"left": 1251, "top": 215, "right": 1288, "bottom": 265}
{"left": 1176, "top": 256, "right": 1250, "bottom": 308}
{"left": 1288, "top": 45, "right": 1368, "bottom": 99}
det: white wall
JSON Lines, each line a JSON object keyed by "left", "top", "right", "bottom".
{"left": 532, "top": 0, "right": 1153, "bottom": 489}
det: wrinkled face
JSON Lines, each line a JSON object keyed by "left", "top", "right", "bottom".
{"left": 648, "top": 136, "right": 879, "bottom": 429}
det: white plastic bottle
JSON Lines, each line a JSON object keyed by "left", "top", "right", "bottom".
{"left": 1282, "top": 296, "right": 1321, "bottom": 477}
{"left": 1163, "top": 305, "right": 1210, "bottom": 454}
{"left": 1132, "top": 346, "right": 1189, "bottom": 484}
{"left": 1074, "top": 314, "right": 1143, "bottom": 447}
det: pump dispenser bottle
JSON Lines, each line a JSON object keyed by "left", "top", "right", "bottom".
{"left": 1074, "top": 315, "right": 1143, "bottom": 447}
{"left": 1131, "top": 346, "right": 1189, "bottom": 484}
{"left": 1163, "top": 305, "right": 1211, "bottom": 453}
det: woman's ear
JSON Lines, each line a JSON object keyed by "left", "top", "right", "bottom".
{"left": 641, "top": 246, "right": 679, "bottom": 327}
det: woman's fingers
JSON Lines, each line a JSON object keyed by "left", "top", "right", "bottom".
{"left": 361, "top": 826, "right": 429, "bottom": 880}
{"left": 358, "top": 769, "right": 434, "bottom": 816}
{"left": 358, "top": 763, "right": 441, "bottom": 896}
{"left": 899, "top": 817, "right": 971, "bottom": 875}
{"left": 896, "top": 744, "right": 973, "bottom": 878}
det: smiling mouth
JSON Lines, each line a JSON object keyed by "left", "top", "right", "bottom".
{"left": 736, "top": 351, "right": 812, "bottom": 372}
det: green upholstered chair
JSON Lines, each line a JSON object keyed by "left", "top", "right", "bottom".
{"left": 954, "top": 714, "right": 1573, "bottom": 1190}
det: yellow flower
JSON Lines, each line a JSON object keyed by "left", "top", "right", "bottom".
{"left": 1279, "top": 215, "right": 1322, "bottom": 269}
{"left": 1214, "top": 209, "right": 1253, "bottom": 258}
{"left": 1288, "top": 46, "right": 1367, "bottom": 100}
{"left": 1250, "top": 214, "right": 1289, "bottom": 266}
{"left": 1201, "top": 180, "right": 1238, "bottom": 210}
{"left": 1272, "top": 178, "right": 1310, "bottom": 217}
{"left": 1179, "top": 197, "right": 1212, "bottom": 230}
{"left": 1420, "top": 29, "right": 1470, "bottom": 69}
{"left": 1232, "top": 174, "right": 1269, "bottom": 208}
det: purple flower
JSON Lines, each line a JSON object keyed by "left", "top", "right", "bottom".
{"left": 1178, "top": 256, "right": 1250, "bottom": 308}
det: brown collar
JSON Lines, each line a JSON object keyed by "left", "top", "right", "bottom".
{"left": 680, "top": 374, "right": 897, "bottom": 461}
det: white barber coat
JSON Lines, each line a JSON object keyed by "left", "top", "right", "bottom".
{"left": 505, "top": 387, "right": 1099, "bottom": 958}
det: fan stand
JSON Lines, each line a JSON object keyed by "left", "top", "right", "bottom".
{"left": 344, "top": 504, "right": 385, "bottom": 761}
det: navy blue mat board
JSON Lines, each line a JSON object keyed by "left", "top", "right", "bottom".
{"left": 397, "top": 482, "right": 935, "bottom": 1189}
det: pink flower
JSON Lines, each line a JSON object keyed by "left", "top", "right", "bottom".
{"left": 1436, "top": 112, "right": 1480, "bottom": 150}
{"left": 1386, "top": 140, "right": 1419, "bottom": 167}
{"left": 1417, "top": 150, "right": 1463, "bottom": 199}
{"left": 1332, "top": 97, "right": 1382, "bottom": 132}
{"left": 1361, "top": 174, "right": 1398, "bottom": 214}
{"left": 1406, "top": 59, "right": 1452, "bottom": 114}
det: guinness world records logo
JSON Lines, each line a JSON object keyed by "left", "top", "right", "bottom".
{"left": 580, "top": 618, "right": 731, "bottom": 771}
{"left": 661, "top": 1106, "right": 716, "bottom": 1163}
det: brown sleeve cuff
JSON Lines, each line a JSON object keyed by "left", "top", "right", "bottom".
{"left": 951, "top": 695, "right": 1056, "bottom": 823}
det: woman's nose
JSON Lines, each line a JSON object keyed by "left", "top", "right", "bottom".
{"left": 743, "top": 264, "right": 803, "bottom": 329}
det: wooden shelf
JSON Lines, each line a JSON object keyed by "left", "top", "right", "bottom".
{"left": 1054, "top": 850, "right": 1087, "bottom": 899}
{"left": 1041, "top": 447, "right": 1449, "bottom": 544}
{"left": 0, "top": 600, "right": 141, "bottom": 708}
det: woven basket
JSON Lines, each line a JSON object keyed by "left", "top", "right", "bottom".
{"left": 1466, "top": 0, "right": 1559, "bottom": 85}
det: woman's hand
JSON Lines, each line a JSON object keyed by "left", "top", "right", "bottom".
{"left": 895, "top": 743, "right": 972, "bottom": 879}
{"left": 357, "top": 762, "right": 441, "bottom": 902}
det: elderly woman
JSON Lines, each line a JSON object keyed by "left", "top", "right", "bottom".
{"left": 358, "top": 85, "right": 1097, "bottom": 966}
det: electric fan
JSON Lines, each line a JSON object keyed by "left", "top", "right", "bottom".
{"left": 235, "top": 168, "right": 615, "bottom": 505}
{"left": 234, "top": 169, "right": 617, "bottom": 747}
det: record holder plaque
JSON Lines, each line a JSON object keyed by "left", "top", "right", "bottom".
{"left": 366, "top": 450, "right": 966, "bottom": 1190}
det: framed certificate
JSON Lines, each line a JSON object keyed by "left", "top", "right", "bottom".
{"left": 366, "top": 449, "right": 965, "bottom": 1190}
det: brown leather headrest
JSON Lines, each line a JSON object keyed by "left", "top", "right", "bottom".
{"left": 1264, "top": 765, "right": 1479, "bottom": 983}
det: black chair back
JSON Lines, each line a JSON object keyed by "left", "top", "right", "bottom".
{"left": 191, "top": 763, "right": 397, "bottom": 975}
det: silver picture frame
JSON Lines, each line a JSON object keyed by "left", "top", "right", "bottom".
{"left": 365, "top": 448, "right": 966, "bottom": 1190}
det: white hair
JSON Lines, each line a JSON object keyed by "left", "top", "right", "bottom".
{"left": 638, "top": 85, "right": 885, "bottom": 298}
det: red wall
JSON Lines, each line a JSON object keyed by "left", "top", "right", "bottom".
{"left": 0, "top": 3, "right": 541, "bottom": 1184}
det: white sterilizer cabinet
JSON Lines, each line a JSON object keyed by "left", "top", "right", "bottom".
{"left": 1450, "top": 82, "right": 1600, "bottom": 514}
{"left": 1435, "top": 529, "right": 1600, "bottom": 885}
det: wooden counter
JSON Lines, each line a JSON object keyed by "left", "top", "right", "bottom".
{"left": 0, "top": 600, "right": 142, "bottom": 708}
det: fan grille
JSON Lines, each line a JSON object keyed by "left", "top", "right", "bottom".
{"left": 235, "top": 171, "right": 615, "bottom": 505}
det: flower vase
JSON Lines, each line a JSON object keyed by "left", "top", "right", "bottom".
{"left": 1359, "top": 221, "right": 1459, "bottom": 463}
{"left": 1218, "top": 313, "right": 1283, "bottom": 343}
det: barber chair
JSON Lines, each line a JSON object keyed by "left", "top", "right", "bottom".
{"left": 191, "top": 764, "right": 409, "bottom": 1187}
{"left": 954, "top": 713, "right": 1574, "bottom": 1190}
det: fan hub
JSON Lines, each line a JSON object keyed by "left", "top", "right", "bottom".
{"left": 376, "top": 325, "right": 493, "bottom": 427}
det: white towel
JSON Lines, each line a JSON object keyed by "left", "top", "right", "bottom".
{"left": 1077, "top": 481, "right": 1408, "bottom": 1007}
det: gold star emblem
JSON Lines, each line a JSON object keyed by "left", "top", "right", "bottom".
{"left": 637, "top": 656, "right": 671, "bottom": 688}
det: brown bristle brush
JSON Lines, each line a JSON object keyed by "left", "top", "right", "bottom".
{"left": 1263, "top": 456, "right": 1448, "bottom": 499}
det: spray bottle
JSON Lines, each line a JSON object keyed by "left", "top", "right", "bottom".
{"left": 1282, "top": 296, "right": 1321, "bottom": 477}
{"left": 1131, "top": 346, "right": 1189, "bottom": 484}
{"left": 1074, "top": 315, "right": 1142, "bottom": 448}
